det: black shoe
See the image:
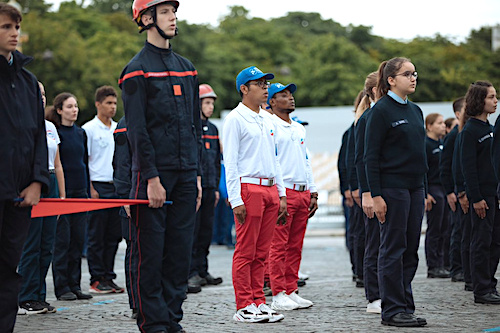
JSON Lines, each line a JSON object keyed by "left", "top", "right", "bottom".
{"left": 57, "top": 291, "right": 77, "bottom": 301}
{"left": 19, "top": 301, "right": 48, "bottom": 314}
{"left": 263, "top": 280, "right": 272, "bottom": 296}
{"left": 407, "top": 313, "right": 427, "bottom": 326}
{"left": 73, "top": 289, "right": 93, "bottom": 300}
{"left": 131, "top": 308, "right": 138, "bottom": 320}
{"left": 465, "top": 283, "right": 474, "bottom": 291}
{"left": 297, "top": 278, "right": 306, "bottom": 287}
{"left": 427, "top": 267, "right": 449, "bottom": 278}
{"left": 451, "top": 272, "right": 465, "bottom": 282}
{"left": 382, "top": 312, "right": 421, "bottom": 327}
{"left": 204, "top": 273, "right": 223, "bottom": 285}
{"left": 189, "top": 274, "right": 206, "bottom": 286}
{"left": 187, "top": 276, "right": 202, "bottom": 293}
{"left": 355, "top": 277, "right": 364, "bottom": 288}
{"left": 352, "top": 274, "right": 357, "bottom": 282}
{"left": 107, "top": 280, "right": 125, "bottom": 293}
{"left": 474, "top": 293, "right": 500, "bottom": 304}
{"left": 40, "top": 301, "right": 57, "bottom": 313}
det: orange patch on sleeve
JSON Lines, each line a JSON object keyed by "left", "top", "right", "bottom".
{"left": 173, "top": 85, "right": 182, "bottom": 96}
{"left": 205, "top": 142, "right": 210, "bottom": 149}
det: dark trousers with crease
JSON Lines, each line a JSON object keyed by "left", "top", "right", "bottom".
{"left": 352, "top": 203, "right": 365, "bottom": 280}
{"left": 0, "top": 201, "right": 31, "bottom": 333}
{"left": 448, "top": 203, "right": 463, "bottom": 277}
{"left": 460, "top": 208, "right": 473, "bottom": 285}
{"left": 425, "top": 185, "right": 448, "bottom": 270}
{"left": 190, "top": 188, "right": 216, "bottom": 278}
{"left": 470, "top": 195, "right": 500, "bottom": 296}
{"left": 363, "top": 205, "right": 380, "bottom": 302}
{"left": 131, "top": 170, "right": 197, "bottom": 333}
{"left": 379, "top": 187, "right": 424, "bottom": 322}
{"left": 347, "top": 204, "right": 356, "bottom": 276}
{"left": 87, "top": 182, "right": 122, "bottom": 285}
{"left": 121, "top": 207, "right": 137, "bottom": 310}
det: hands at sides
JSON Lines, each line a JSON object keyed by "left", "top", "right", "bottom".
{"left": 277, "top": 196, "right": 288, "bottom": 225}
{"left": 352, "top": 189, "right": 361, "bottom": 207}
{"left": 473, "top": 199, "right": 488, "bottom": 219}
{"left": 446, "top": 192, "right": 457, "bottom": 212}
{"left": 372, "top": 196, "right": 387, "bottom": 224}
{"left": 308, "top": 194, "right": 318, "bottom": 218}
{"left": 233, "top": 204, "right": 246, "bottom": 225}
{"left": 196, "top": 176, "right": 202, "bottom": 212}
{"left": 425, "top": 194, "right": 436, "bottom": 212}
{"left": 18, "top": 182, "right": 42, "bottom": 207}
{"left": 147, "top": 176, "right": 166, "bottom": 208}
{"left": 344, "top": 190, "right": 354, "bottom": 208}
{"left": 362, "top": 192, "right": 374, "bottom": 219}
{"left": 458, "top": 194, "right": 469, "bottom": 214}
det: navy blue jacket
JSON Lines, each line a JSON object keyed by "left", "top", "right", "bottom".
{"left": 439, "top": 125, "right": 458, "bottom": 194}
{"left": 201, "top": 119, "right": 221, "bottom": 189}
{"left": 0, "top": 51, "right": 49, "bottom": 200}
{"left": 426, "top": 136, "right": 443, "bottom": 186}
{"left": 345, "top": 123, "right": 358, "bottom": 191}
{"left": 452, "top": 131, "right": 465, "bottom": 193}
{"left": 354, "top": 108, "right": 371, "bottom": 194}
{"left": 338, "top": 129, "right": 350, "bottom": 194}
{"left": 112, "top": 116, "right": 131, "bottom": 199}
{"left": 119, "top": 42, "right": 202, "bottom": 181}
{"left": 460, "top": 117, "right": 496, "bottom": 203}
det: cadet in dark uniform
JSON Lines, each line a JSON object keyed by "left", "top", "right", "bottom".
{"left": 365, "top": 57, "right": 427, "bottom": 327}
{"left": 119, "top": 1, "right": 202, "bottom": 331}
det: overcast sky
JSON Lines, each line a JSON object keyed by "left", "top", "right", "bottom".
{"left": 44, "top": 0, "right": 500, "bottom": 42}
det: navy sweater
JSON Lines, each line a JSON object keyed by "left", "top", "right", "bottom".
{"left": 354, "top": 108, "right": 372, "bottom": 193}
{"left": 345, "top": 123, "right": 358, "bottom": 191}
{"left": 460, "top": 117, "right": 496, "bottom": 203}
{"left": 492, "top": 115, "right": 500, "bottom": 182}
{"left": 452, "top": 131, "right": 465, "bottom": 193}
{"left": 426, "top": 136, "right": 443, "bottom": 186}
{"left": 439, "top": 125, "right": 458, "bottom": 194}
{"left": 58, "top": 124, "right": 89, "bottom": 191}
{"left": 364, "top": 95, "right": 428, "bottom": 197}
{"left": 338, "top": 129, "right": 350, "bottom": 194}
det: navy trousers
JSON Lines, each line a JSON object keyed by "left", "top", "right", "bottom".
{"left": 0, "top": 201, "right": 31, "bottom": 333}
{"left": 425, "top": 185, "right": 447, "bottom": 270}
{"left": 363, "top": 209, "right": 380, "bottom": 302}
{"left": 18, "top": 173, "right": 59, "bottom": 303}
{"left": 131, "top": 170, "right": 197, "bottom": 333}
{"left": 470, "top": 196, "right": 500, "bottom": 296}
{"left": 347, "top": 204, "right": 356, "bottom": 276}
{"left": 460, "top": 208, "right": 473, "bottom": 286}
{"left": 121, "top": 207, "right": 137, "bottom": 310}
{"left": 190, "top": 188, "right": 216, "bottom": 278}
{"left": 352, "top": 204, "right": 365, "bottom": 280}
{"left": 52, "top": 188, "right": 87, "bottom": 297}
{"left": 212, "top": 199, "right": 234, "bottom": 246}
{"left": 448, "top": 204, "right": 463, "bottom": 277}
{"left": 379, "top": 187, "right": 424, "bottom": 321}
{"left": 87, "top": 182, "right": 122, "bottom": 284}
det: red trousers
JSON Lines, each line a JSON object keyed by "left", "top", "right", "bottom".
{"left": 269, "top": 189, "right": 310, "bottom": 295}
{"left": 232, "top": 183, "right": 279, "bottom": 310}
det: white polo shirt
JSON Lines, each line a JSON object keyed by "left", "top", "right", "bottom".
{"left": 45, "top": 120, "right": 60, "bottom": 170}
{"left": 82, "top": 116, "right": 117, "bottom": 182}
{"left": 271, "top": 115, "right": 317, "bottom": 193}
{"left": 222, "top": 102, "right": 285, "bottom": 209}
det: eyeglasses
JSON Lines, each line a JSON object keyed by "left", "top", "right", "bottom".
{"left": 394, "top": 71, "right": 418, "bottom": 79}
{"left": 248, "top": 80, "right": 271, "bottom": 88}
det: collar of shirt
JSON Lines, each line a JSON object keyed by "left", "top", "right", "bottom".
{"left": 8, "top": 54, "right": 13, "bottom": 66}
{"left": 236, "top": 102, "right": 265, "bottom": 123}
{"left": 388, "top": 90, "right": 408, "bottom": 104}
{"left": 272, "top": 114, "right": 294, "bottom": 127}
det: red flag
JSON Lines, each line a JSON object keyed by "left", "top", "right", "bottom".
{"left": 30, "top": 198, "right": 171, "bottom": 218}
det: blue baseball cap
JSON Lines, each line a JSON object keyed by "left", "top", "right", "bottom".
{"left": 236, "top": 66, "right": 274, "bottom": 92}
{"left": 291, "top": 116, "right": 309, "bottom": 126}
{"left": 267, "top": 83, "right": 297, "bottom": 105}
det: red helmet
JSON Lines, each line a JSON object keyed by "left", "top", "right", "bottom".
{"left": 199, "top": 84, "right": 217, "bottom": 100}
{"left": 132, "top": 0, "right": 179, "bottom": 24}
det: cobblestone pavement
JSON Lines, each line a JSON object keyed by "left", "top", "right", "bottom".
{"left": 14, "top": 233, "right": 500, "bottom": 333}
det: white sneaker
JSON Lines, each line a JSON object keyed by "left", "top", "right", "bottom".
{"left": 366, "top": 299, "right": 381, "bottom": 314}
{"left": 287, "top": 290, "right": 313, "bottom": 308}
{"left": 298, "top": 271, "right": 309, "bottom": 280}
{"left": 17, "top": 307, "right": 27, "bottom": 315}
{"left": 233, "top": 303, "right": 269, "bottom": 323}
{"left": 271, "top": 291, "right": 300, "bottom": 311}
{"left": 257, "top": 303, "right": 284, "bottom": 323}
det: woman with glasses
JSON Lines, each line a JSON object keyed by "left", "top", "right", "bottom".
{"left": 461, "top": 81, "right": 500, "bottom": 304}
{"left": 365, "top": 57, "right": 427, "bottom": 327}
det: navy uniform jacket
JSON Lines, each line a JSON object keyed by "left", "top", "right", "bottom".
{"left": 338, "top": 129, "right": 350, "bottom": 195}
{"left": 200, "top": 119, "right": 221, "bottom": 189}
{"left": 113, "top": 116, "right": 131, "bottom": 199}
{"left": 119, "top": 41, "right": 202, "bottom": 182}
{"left": 0, "top": 50, "right": 49, "bottom": 199}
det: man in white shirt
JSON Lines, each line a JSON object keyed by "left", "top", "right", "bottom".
{"left": 266, "top": 83, "right": 318, "bottom": 311}
{"left": 82, "top": 86, "right": 123, "bottom": 295}
{"left": 223, "top": 66, "right": 287, "bottom": 323}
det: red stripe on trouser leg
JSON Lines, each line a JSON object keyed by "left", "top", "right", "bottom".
{"left": 232, "top": 184, "right": 279, "bottom": 310}
{"left": 269, "top": 189, "right": 310, "bottom": 295}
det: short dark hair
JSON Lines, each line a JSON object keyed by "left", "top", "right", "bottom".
{"left": 465, "top": 81, "right": 493, "bottom": 117}
{"left": 0, "top": 3, "right": 22, "bottom": 24}
{"left": 444, "top": 117, "right": 456, "bottom": 129}
{"left": 95, "top": 85, "right": 117, "bottom": 103}
{"left": 452, "top": 97, "right": 465, "bottom": 113}
{"left": 50, "top": 92, "right": 77, "bottom": 128}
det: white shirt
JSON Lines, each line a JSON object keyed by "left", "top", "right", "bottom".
{"left": 271, "top": 115, "right": 317, "bottom": 193}
{"left": 45, "top": 120, "right": 60, "bottom": 170}
{"left": 222, "top": 102, "right": 285, "bottom": 208}
{"left": 82, "top": 116, "right": 117, "bottom": 182}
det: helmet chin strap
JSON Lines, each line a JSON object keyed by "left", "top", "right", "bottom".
{"left": 140, "top": 6, "right": 178, "bottom": 40}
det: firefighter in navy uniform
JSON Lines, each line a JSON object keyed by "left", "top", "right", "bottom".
{"left": 188, "top": 84, "right": 223, "bottom": 292}
{"left": 119, "top": 1, "right": 202, "bottom": 332}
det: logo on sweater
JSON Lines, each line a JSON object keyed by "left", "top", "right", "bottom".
{"left": 391, "top": 119, "right": 409, "bottom": 127}
{"left": 270, "top": 129, "right": 274, "bottom": 136}
{"left": 300, "top": 138, "right": 304, "bottom": 145}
